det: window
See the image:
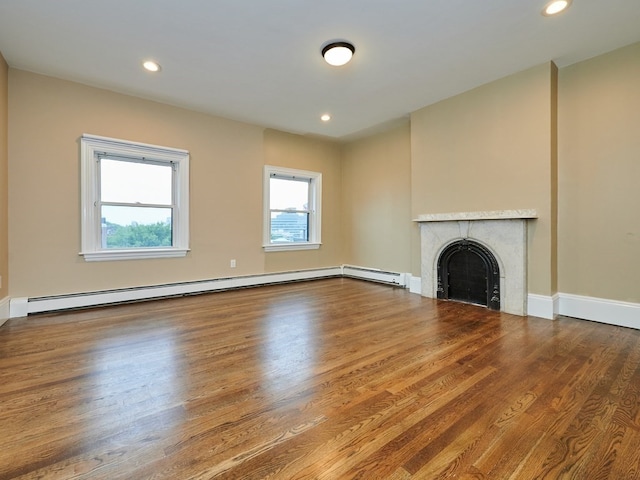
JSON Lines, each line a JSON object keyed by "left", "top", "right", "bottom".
{"left": 80, "top": 134, "right": 189, "bottom": 261}
{"left": 263, "top": 165, "right": 322, "bottom": 251}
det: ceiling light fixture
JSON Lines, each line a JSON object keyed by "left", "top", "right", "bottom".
{"left": 142, "top": 60, "right": 161, "bottom": 72}
{"left": 321, "top": 41, "right": 355, "bottom": 66}
{"left": 542, "top": 0, "right": 572, "bottom": 16}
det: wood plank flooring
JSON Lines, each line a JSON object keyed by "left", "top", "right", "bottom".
{"left": 1, "top": 278, "right": 639, "bottom": 479}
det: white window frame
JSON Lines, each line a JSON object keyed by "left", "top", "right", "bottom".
{"left": 263, "top": 165, "right": 322, "bottom": 252}
{"left": 80, "top": 133, "right": 190, "bottom": 261}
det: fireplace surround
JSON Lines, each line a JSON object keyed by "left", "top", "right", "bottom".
{"left": 415, "top": 210, "right": 537, "bottom": 316}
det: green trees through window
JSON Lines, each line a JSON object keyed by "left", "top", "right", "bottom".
{"left": 103, "top": 220, "right": 172, "bottom": 249}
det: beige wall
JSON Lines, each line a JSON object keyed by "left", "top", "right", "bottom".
{"left": 8, "top": 71, "right": 343, "bottom": 298}
{"left": 5, "top": 42, "right": 640, "bottom": 306}
{"left": 0, "top": 52, "right": 7, "bottom": 300}
{"left": 410, "top": 63, "right": 557, "bottom": 296}
{"left": 558, "top": 42, "right": 640, "bottom": 303}
{"left": 263, "top": 129, "right": 343, "bottom": 272}
{"left": 341, "top": 123, "right": 414, "bottom": 273}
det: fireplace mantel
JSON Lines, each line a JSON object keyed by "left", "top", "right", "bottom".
{"left": 415, "top": 209, "right": 537, "bottom": 316}
{"left": 414, "top": 209, "right": 537, "bottom": 223}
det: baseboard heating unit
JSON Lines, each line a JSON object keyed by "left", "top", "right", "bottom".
{"left": 342, "top": 265, "right": 407, "bottom": 287}
{"left": 9, "top": 265, "right": 408, "bottom": 318}
{"left": 10, "top": 267, "right": 343, "bottom": 317}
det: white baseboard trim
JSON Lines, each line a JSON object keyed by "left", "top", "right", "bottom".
{"left": 8, "top": 268, "right": 638, "bottom": 331}
{"left": 527, "top": 292, "right": 640, "bottom": 329}
{"left": 527, "top": 293, "right": 559, "bottom": 320}
{"left": 10, "top": 267, "right": 343, "bottom": 318}
{"left": 0, "top": 297, "right": 10, "bottom": 327}
{"left": 409, "top": 275, "right": 422, "bottom": 295}
{"left": 559, "top": 293, "right": 640, "bottom": 330}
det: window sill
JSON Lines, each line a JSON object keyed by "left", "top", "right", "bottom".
{"left": 80, "top": 248, "right": 189, "bottom": 262}
{"left": 263, "top": 242, "right": 321, "bottom": 252}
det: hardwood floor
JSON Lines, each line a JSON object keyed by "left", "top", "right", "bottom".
{"left": 1, "top": 278, "right": 639, "bottom": 479}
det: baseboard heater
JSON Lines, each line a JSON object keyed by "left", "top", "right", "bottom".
{"left": 12, "top": 267, "right": 343, "bottom": 317}
{"left": 342, "top": 265, "right": 406, "bottom": 287}
{"left": 10, "top": 265, "right": 407, "bottom": 317}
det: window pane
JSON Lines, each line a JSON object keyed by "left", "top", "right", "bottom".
{"left": 270, "top": 178, "right": 308, "bottom": 210}
{"left": 101, "top": 159, "right": 172, "bottom": 204}
{"left": 270, "top": 212, "right": 309, "bottom": 243}
{"left": 101, "top": 205, "right": 172, "bottom": 248}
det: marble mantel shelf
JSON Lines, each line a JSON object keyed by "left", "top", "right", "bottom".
{"left": 414, "top": 209, "right": 538, "bottom": 223}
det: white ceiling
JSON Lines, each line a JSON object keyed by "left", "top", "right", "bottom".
{"left": 1, "top": 0, "right": 639, "bottom": 140}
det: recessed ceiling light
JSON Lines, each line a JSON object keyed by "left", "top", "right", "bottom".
{"left": 142, "top": 60, "right": 161, "bottom": 72}
{"left": 320, "top": 114, "right": 331, "bottom": 122}
{"left": 542, "top": 0, "right": 572, "bottom": 16}
{"left": 321, "top": 42, "right": 355, "bottom": 66}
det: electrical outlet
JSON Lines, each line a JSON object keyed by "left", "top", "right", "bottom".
{"left": 230, "top": 259, "right": 236, "bottom": 268}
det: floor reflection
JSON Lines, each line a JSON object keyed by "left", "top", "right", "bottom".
{"left": 88, "top": 326, "right": 184, "bottom": 437}
{"left": 261, "top": 301, "right": 318, "bottom": 395}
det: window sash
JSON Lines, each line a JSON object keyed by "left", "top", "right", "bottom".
{"left": 100, "top": 205, "right": 174, "bottom": 249}
{"left": 270, "top": 211, "right": 310, "bottom": 243}
{"left": 269, "top": 177, "right": 312, "bottom": 244}
{"left": 98, "top": 156, "right": 175, "bottom": 205}
{"left": 98, "top": 158, "right": 176, "bottom": 210}
{"left": 97, "top": 157, "right": 177, "bottom": 249}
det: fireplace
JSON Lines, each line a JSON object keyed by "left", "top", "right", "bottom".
{"left": 437, "top": 239, "right": 500, "bottom": 310}
{"left": 415, "top": 210, "right": 537, "bottom": 316}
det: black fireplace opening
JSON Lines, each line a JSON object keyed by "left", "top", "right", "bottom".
{"left": 437, "top": 239, "right": 500, "bottom": 310}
